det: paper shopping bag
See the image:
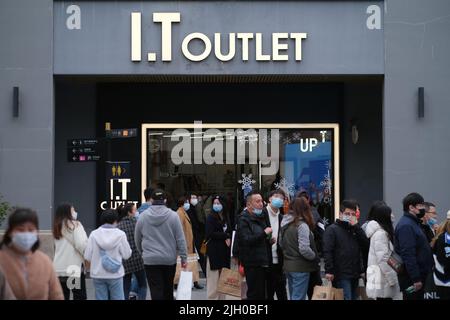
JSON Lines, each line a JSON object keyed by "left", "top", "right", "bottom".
{"left": 311, "top": 285, "right": 335, "bottom": 300}
{"left": 217, "top": 268, "right": 242, "bottom": 298}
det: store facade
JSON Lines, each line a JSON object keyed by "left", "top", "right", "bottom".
{"left": 1, "top": 0, "right": 450, "bottom": 234}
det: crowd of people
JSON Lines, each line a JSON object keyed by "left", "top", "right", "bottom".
{"left": 0, "top": 188, "right": 449, "bottom": 301}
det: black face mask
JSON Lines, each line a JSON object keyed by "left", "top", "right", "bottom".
{"left": 416, "top": 208, "right": 426, "bottom": 219}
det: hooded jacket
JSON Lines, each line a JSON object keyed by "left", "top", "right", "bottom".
{"left": 135, "top": 205, "right": 187, "bottom": 266}
{"left": 365, "top": 221, "right": 400, "bottom": 298}
{"left": 84, "top": 225, "right": 132, "bottom": 279}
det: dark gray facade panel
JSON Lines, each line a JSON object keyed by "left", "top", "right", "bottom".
{"left": 343, "top": 83, "right": 383, "bottom": 218}
{"left": 53, "top": 1, "right": 384, "bottom": 75}
{"left": 54, "top": 82, "right": 97, "bottom": 235}
{"left": 384, "top": 0, "right": 450, "bottom": 221}
{"left": 0, "top": 0, "right": 54, "bottom": 229}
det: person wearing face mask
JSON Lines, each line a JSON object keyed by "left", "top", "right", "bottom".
{"left": 236, "top": 191, "right": 274, "bottom": 300}
{"left": 84, "top": 209, "right": 132, "bottom": 300}
{"left": 205, "top": 195, "right": 231, "bottom": 299}
{"left": 52, "top": 203, "right": 88, "bottom": 300}
{"left": 323, "top": 199, "right": 369, "bottom": 300}
{"left": 394, "top": 192, "right": 433, "bottom": 300}
{"left": 421, "top": 202, "right": 439, "bottom": 244}
{"left": 365, "top": 204, "right": 400, "bottom": 300}
{"left": 0, "top": 208, "right": 63, "bottom": 300}
{"left": 176, "top": 196, "right": 202, "bottom": 289}
{"left": 117, "top": 203, "right": 147, "bottom": 300}
{"left": 265, "top": 190, "right": 288, "bottom": 300}
{"left": 186, "top": 193, "right": 207, "bottom": 278}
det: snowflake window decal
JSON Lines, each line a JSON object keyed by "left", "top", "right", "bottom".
{"left": 274, "top": 177, "right": 296, "bottom": 197}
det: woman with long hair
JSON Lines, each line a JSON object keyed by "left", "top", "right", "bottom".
{"left": 52, "top": 203, "right": 88, "bottom": 300}
{"left": 365, "top": 204, "right": 400, "bottom": 300}
{"left": 205, "top": 195, "right": 231, "bottom": 300}
{"left": 281, "top": 197, "right": 319, "bottom": 300}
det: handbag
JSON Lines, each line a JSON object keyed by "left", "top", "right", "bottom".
{"left": 387, "top": 251, "right": 404, "bottom": 274}
{"left": 63, "top": 233, "right": 90, "bottom": 272}
{"left": 200, "top": 239, "right": 210, "bottom": 255}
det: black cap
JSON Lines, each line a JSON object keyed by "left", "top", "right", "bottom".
{"left": 151, "top": 189, "right": 166, "bottom": 205}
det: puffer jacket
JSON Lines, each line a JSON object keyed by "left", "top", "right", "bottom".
{"left": 365, "top": 221, "right": 400, "bottom": 299}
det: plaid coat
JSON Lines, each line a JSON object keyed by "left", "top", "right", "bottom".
{"left": 117, "top": 216, "right": 145, "bottom": 274}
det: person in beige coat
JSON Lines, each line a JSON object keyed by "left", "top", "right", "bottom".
{"left": 0, "top": 208, "right": 64, "bottom": 300}
{"left": 176, "top": 197, "right": 202, "bottom": 288}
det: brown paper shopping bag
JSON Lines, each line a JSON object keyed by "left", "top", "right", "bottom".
{"left": 311, "top": 285, "right": 334, "bottom": 300}
{"left": 311, "top": 282, "right": 344, "bottom": 300}
{"left": 217, "top": 268, "right": 242, "bottom": 298}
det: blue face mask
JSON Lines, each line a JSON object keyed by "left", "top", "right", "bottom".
{"left": 427, "top": 218, "right": 437, "bottom": 227}
{"left": 12, "top": 232, "right": 38, "bottom": 252}
{"left": 253, "top": 208, "right": 263, "bottom": 216}
{"left": 342, "top": 215, "right": 351, "bottom": 223}
{"left": 271, "top": 198, "right": 284, "bottom": 209}
{"left": 213, "top": 204, "right": 223, "bottom": 213}
{"left": 183, "top": 203, "right": 190, "bottom": 211}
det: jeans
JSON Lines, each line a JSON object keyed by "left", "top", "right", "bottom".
{"left": 287, "top": 272, "right": 310, "bottom": 300}
{"left": 123, "top": 269, "right": 147, "bottom": 300}
{"left": 334, "top": 278, "right": 359, "bottom": 300}
{"left": 93, "top": 278, "right": 125, "bottom": 300}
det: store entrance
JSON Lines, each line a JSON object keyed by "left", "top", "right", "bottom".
{"left": 54, "top": 78, "right": 383, "bottom": 232}
{"left": 142, "top": 124, "right": 339, "bottom": 225}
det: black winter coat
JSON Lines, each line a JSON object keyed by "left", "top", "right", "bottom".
{"left": 205, "top": 212, "right": 231, "bottom": 270}
{"left": 236, "top": 210, "right": 272, "bottom": 267}
{"left": 323, "top": 220, "right": 369, "bottom": 280}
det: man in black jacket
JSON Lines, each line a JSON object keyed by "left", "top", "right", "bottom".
{"left": 236, "top": 191, "right": 274, "bottom": 300}
{"left": 395, "top": 193, "right": 433, "bottom": 300}
{"left": 323, "top": 199, "right": 369, "bottom": 300}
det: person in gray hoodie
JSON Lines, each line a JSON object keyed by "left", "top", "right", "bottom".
{"left": 135, "top": 189, "right": 187, "bottom": 300}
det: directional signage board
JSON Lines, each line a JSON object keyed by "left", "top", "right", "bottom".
{"left": 67, "top": 138, "right": 103, "bottom": 162}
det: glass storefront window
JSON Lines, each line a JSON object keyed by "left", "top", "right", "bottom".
{"left": 142, "top": 124, "right": 339, "bottom": 224}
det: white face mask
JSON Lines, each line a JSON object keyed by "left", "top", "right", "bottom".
{"left": 12, "top": 232, "right": 38, "bottom": 252}
{"left": 190, "top": 198, "right": 198, "bottom": 206}
{"left": 72, "top": 211, "right": 78, "bottom": 220}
